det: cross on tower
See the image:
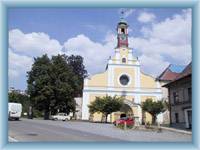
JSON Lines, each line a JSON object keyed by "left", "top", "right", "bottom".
{"left": 120, "top": 9, "right": 125, "bottom": 19}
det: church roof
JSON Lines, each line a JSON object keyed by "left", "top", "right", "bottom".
{"left": 118, "top": 17, "right": 128, "bottom": 26}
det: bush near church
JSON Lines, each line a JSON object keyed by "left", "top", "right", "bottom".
{"left": 88, "top": 95, "right": 124, "bottom": 123}
{"left": 141, "top": 98, "right": 166, "bottom": 125}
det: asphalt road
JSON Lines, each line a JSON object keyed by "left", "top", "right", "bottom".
{"left": 9, "top": 118, "right": 192, "bottom": 142}
{"left": 8, "top": 119, "right": 123, "bottom": 142}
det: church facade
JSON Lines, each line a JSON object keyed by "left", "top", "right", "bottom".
{"left": 81, "top": 18, "right": 162, "bottom": 124}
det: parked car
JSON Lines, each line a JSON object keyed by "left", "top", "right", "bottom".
{"left": 113, "top": 117, "right": 134, "bottom": 126}
{"left": 51, "top": 113, "right": 72, "bottom": 121}
{"left": 8, "top": 102, "right": 22, "bottom": 120}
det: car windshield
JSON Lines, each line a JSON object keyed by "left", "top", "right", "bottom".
{"left": 120, "top": 117, "right": 128, "bottom": 120}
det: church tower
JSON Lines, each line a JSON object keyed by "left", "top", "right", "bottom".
{"left": 117, "top": 18, "right": 129, "bottom": 48}
{"left": 111, "top": 14, "right": 137, "bottom": 65}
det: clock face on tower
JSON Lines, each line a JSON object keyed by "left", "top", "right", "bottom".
{"left": 120, "top": 34, "right": 127, "bottom": 41}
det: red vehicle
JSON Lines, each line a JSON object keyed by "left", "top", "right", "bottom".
{"left": 113, "top": 117, "right": 134, "bottom": 126}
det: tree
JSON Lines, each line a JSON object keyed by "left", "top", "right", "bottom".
{"left": 27, "top": 54, "right": 87, "bottom": 119}
{"left": 67, "top": 55, "right": 87, "bottom": 97}
{"left": 27, "top": 54, "right": 53, "bottom": 119}
{"left": 50, "top": 54, "right": 78, "bottom": 115}
{"left": 88, "top": 95, "right": 124, "bottom": 122}
{"left": 141, "top": 98, "right": 165, "bottom": 125}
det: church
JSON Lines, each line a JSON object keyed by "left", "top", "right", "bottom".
{"left": 81, "top": 17, "right": 162, "bottom": 124}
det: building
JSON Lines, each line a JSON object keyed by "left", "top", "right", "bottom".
{"left": 163, "top": 62, "right": 192, "bottom": 129}
{"left": 156, "top": 64, "right": 185, "bottom": 124}
{"left": 8, "top": 87, "right": 27, "bottom": 95}
{"left": 81, "top": 17, "right": 162, "bottom": 124}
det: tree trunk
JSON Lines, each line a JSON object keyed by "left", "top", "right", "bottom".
{"left": 152, "top": 115, "right": 156, "bottom": 125}
{"left": 44, "top": 109, "right": 49, "bottom": 120}
{"left": 105, "top": 114, "right": 108, "bottom": 123}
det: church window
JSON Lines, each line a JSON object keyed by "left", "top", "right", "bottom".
{"left": 121, "top": 28, "right": 125, "bottom": 34}
{"left": 122, "top": 58, "right": 126, "bottom": 63}
{"left": 119, "top": 75, "right": 130, "bottom": 86}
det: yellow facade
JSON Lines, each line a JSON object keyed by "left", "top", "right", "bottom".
{"left": 140, "top": 72, "right": 157, "bottom": 88}
{"left": 87, "top": 71, "right": 108, "bottom": 87}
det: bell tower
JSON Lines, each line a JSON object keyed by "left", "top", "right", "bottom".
{"left": 117, "top": 12, "right": 129, "bottom": 48}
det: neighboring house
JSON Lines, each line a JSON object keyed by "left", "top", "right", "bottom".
{"left": 163, "top": 62, "right": 192, "bottom": 129}
{"left": 8, "top": 87, "right": 27, "bottom": 95}
{"left": 81, "top": 17, "right": 162, "bottom": 124}
{"left": 156, "top": 64, "right": 185, "bottom": 124}
{"left": 74, "top": 97, "right": 82, "bottom": 120}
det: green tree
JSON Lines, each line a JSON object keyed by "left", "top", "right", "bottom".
{"left": 50, "top": 54, "right": 78, "bottom": 115}
{"left": 141, "top": 98, "right": 165, "bottom": 124}
{"left": 88, "top": 95, "right": 124, "bottom": 122}
{"left": 67, "top": 55, "right": 87, "bottom": 97}
{"left": 27, "top": 54, "right": 87, "bottom": 119}
{"left": 27, "top": 54, "right": 53, "bottom": 119}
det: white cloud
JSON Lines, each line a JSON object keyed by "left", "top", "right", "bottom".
{"left": 9, "top": 29, "right": 62, "bottom": 57}
{"left": 138, "top": 12, "right": 156, "bottom": 23}
{"left": 130, "top": 9, "right": 191, "bottom": 76}
{"left": 63, "top": 33, "right": 116, "bottom": 74}
{"left": 9, "top": 49, "right": 33, "bottom": 79}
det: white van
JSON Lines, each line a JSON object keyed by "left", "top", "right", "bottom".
{"left": 8, "top": 103, "right": 22, "bottom": 120}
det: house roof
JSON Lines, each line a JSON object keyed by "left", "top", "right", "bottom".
{"left": 163, "top": 62, "right": 192, "bottom": 87}
{"left": 156, "top": 64, "right": 185, "bottom": 81}
{"left": 173, "top": 62, "right": 192, "bottom": 81}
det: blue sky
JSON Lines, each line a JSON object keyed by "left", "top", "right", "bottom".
{"left": 8, "top": 8, "right": 192, "bottom": 90}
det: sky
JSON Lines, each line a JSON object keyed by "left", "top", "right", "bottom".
{"left": 8, "top": 8, "right": 192, "bottom": 90}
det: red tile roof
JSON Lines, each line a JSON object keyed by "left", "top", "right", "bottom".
{"left": 174, "top": 62, "right": 192, "bottom": 81}
{"left": 163, "top": 62, "right": 192, "bottom": 87}
{"left": 156, "top": 65, "right": 180, "bottom": 81}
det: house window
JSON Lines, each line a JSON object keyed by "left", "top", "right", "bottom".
{"left": 175, "top": 113, "right": 179, "bottom": 123}
{"left": 188, "top": 87, "right": 192, "bottom": 101}
{"left": 173, "top": 92, "right": 179, "bottom": 103}
{"left": 122, "top": 58, "right": 126, "bottom": 63}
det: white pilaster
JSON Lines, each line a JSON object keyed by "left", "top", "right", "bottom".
{"left": 137, "top": 105, "right": 142, "bottom": 124}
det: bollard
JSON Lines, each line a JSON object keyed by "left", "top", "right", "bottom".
{"left": 124, "top": 122, "right": 127, "bottom": 130}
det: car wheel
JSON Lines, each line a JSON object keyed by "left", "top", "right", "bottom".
{"left": 65, "top": 118, "right": 68, "bottom": 121}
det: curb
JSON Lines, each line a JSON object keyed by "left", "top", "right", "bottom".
{"left": 160, "top": 126, "right": 192, "bottom": 135}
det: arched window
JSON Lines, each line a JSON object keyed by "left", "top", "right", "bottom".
{"left": 122, "top": 58, "right": 126, "bottom": 63}
{"left": 121, "top": 28, "right": 125, "bottom": 34}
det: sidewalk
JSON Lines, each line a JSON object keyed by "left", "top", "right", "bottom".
{"left": 160, "top": 126, "right": 192, "bottom": 135}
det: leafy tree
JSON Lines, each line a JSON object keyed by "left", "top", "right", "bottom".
{"left": 88, "top": 95, "right": 124, "bottom": 122}
{"left": 67, "top": 55, "right": 87, "bottom": 97}
{"left": 141, "top": 98, "right": 165, "bottom": 124}
{"left": 27, "top": 54, "right": 53, "bottom": 119}
{"left": 50, "top": 54, "right": 78, "bottom": 115}
{"left": 27, "top": 54, "right": 87, "bottom": 119}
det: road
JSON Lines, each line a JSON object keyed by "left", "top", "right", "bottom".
{"left": 9, "top": 118, "right": 192, "bottom": 142}
{"left": 9, "top": 119, "right": 122, "bottom": 142}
